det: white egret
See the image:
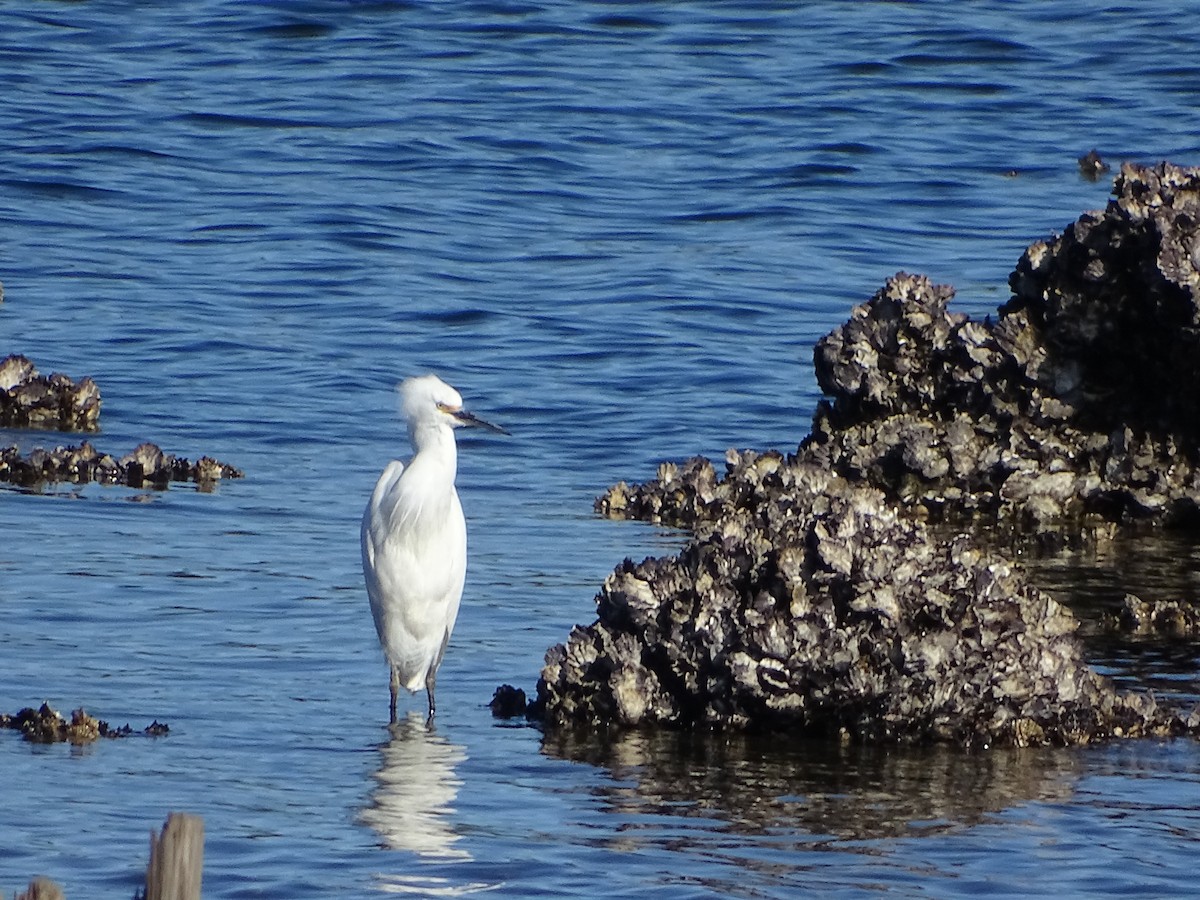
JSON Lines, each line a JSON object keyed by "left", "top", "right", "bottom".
{"left": 361, "top": 374, "right": 506, "bottom": 723}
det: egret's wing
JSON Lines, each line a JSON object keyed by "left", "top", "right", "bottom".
{"left": 362, "top": 460, "right": 406, "bottom": 631}
{"left": 364, "top": 460, "right": 407, "bottom": 536}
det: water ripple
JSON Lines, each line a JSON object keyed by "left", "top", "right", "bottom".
{"left": 3, "top": 0, "right": 1200, "bottom": 896}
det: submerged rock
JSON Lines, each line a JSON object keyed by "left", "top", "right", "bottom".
{"left": 0, "top": 440, "right": 243, "bottom": 488}
{"left": 0, "top": 703, "right": 169, "bottom": 744}
{"left": 530, "top": 161, "right": 1200, "bottom": 747}
{"left": 0, "top": 354, "right": 100, "bottom": 431}
{"left": 1105, "top": 593, "right": 1200, "bottom": 637}
{"left": 490, "top": 684, "right": 529, "bottom": 718}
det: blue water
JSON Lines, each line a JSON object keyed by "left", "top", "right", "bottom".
{"left": 3, "top": 1, "right": 1200, "bottom": 896}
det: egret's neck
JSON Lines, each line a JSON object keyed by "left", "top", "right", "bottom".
{"left": 407, "top": 422, "right": 459, "bottom": 481}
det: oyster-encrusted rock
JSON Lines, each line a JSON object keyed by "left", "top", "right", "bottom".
{"left": 1105, "top": 593, "right": 1200, "bottom": 637}
{"left": 0, "top": 440, "right": 243, "bottom": 488}
{"left": 530, "top": 162, "right": 1200, "bottom": 747}
{"left": 0, "top": 354, "right": 100, "bottom": 431}
{"left": 0, "top": 703, "right": 169, "bottom": 744}
{"left": 805, "top": 162, "right": 1200, "bottom": 532}
{"left": 538, "top": 464, "right": 1190, "bottom": 746}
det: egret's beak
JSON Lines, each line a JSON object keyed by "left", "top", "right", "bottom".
{"left": 452, "top": 408, "right": 509, "bottom": 435}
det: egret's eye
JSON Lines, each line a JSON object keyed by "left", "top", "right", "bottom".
{"left": 436, "top": 401, "right": 460, "bottom": 414}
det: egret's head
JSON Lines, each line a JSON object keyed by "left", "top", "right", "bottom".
{"left": 397, "top": 374, "right": 507, "bottom": 434}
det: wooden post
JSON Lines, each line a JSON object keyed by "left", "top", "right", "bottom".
{"left": 14, "top": 877, "right": 64, "bottom": 900}
{"left": 144, "top": 813, "right": 203, "bottom": 900}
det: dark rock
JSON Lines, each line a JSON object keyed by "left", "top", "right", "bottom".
{"left": 0, "top": 354, "right": 101, "bottom": 431}
{"left": 802, "top": 162, "right": 1200, "bottom": 533}
{"left": 489, "top": 684, "right": 528, "bottom": 718}
{"left": 527, "top": 162, "right": 1200, "bottom": 748}
{"left": 122, "top": 441, "right": 166, "bottom": 486}
{"left": 0, "top": 440, "right": 243, "bottom": 489}
{"left": 0, "top": 703, "right": 170, "bottom": 744}
{"left": 0, "top": 704, "right": 98, "bottom": 744}
{"left": 0, "top": 352, "right": 242, "bottom": 488}
{"left": 539, "top": 465, "right": 1189, "bottom": 746}
{"left": 1105, "top": 593, "right": 1200, "bottom": 637}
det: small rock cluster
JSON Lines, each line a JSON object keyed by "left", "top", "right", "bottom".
{"left": 523, "top": 161, "right": 1200, "bottom": 747}
{"left": 1105, "top": 593, "right": 1200, "bottom": 637}
{"left": 0, "top": 440, "right": 243, "bottom": 488}
{"left": 0, "top": 346, "right": 242, "bottom": 488}
{"left": 0, "top": 703, "right": 169, "bottom": 744}
{"left": 0, "top": 354, "right": 100, "bottom": 431}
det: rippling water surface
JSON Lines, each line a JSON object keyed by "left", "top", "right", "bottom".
{"left": 4, "top": 2, "right": 1200, "bottom": 896}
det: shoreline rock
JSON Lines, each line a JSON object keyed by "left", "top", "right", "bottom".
{"left": 525, "top": 161, "right": 1200, "bottom": 747}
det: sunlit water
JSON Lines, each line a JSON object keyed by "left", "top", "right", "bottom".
{"left": 3, "top": 2, "right": 1200, "bottom": 896}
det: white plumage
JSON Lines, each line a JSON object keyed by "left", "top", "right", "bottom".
{"left": 361, "top": 374, "right": 505, "bottom": 722}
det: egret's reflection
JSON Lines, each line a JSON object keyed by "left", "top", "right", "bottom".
{"left": 362, "top": 712, "right": 470, "bottom": 860}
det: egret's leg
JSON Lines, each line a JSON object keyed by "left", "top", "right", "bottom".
{"left": 425, "top": 633, "right": 448, "bottom": 721}
{"left": 425, "top": 668, "right": 437, "bottom": 719}
{"left": 389, "top": 667, "right": 399, "bottom": 724}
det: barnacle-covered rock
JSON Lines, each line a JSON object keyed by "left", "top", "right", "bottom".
{"left": 1105, "top": 593, "right": 1200, "bottom": 637}
{"left": 607, "top": 163, "right": 1200, "bottom": 540}
{"left": 804, "top": 162, "right": 1200, "bottom": 532}
{"left": 536, "top": 467, "right": 1190, "bottom": 746}
{"left": 0, "top": 703, "right": 169, "bottom": 744}
{"left": 0, "top": 354, "right": 100, "bottom": 431}
{"left": 0, "top": 440, "right": 243, "bottom": 488}
{"left": 530, "top": 162, "right": 1200, "bottom": 747}
{"left": 0, "top": 349, "right": 243, "bottom": 488}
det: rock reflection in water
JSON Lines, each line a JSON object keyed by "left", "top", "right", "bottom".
{"left": 362, "top": 713, "right": 469, "bottom": 860}
{"left": 543, "top": 728, "right": 1080, "bottom": 843}
{"left": 1023, "top": 531, "right": 1200, "bottom": 625}
{"left": 1020, "top": 530, "right": 1200, "bottom": 704}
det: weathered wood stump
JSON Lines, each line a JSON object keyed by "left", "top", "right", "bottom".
{"left": 143, "top": 813, "right": 203, "bottom": 900}
{"left": 14, "top": 877, "right": 64, "bottom": 900}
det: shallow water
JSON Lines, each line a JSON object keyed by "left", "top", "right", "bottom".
{"left": 3, "top": 1, "right": 1200, "bottom": 896}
